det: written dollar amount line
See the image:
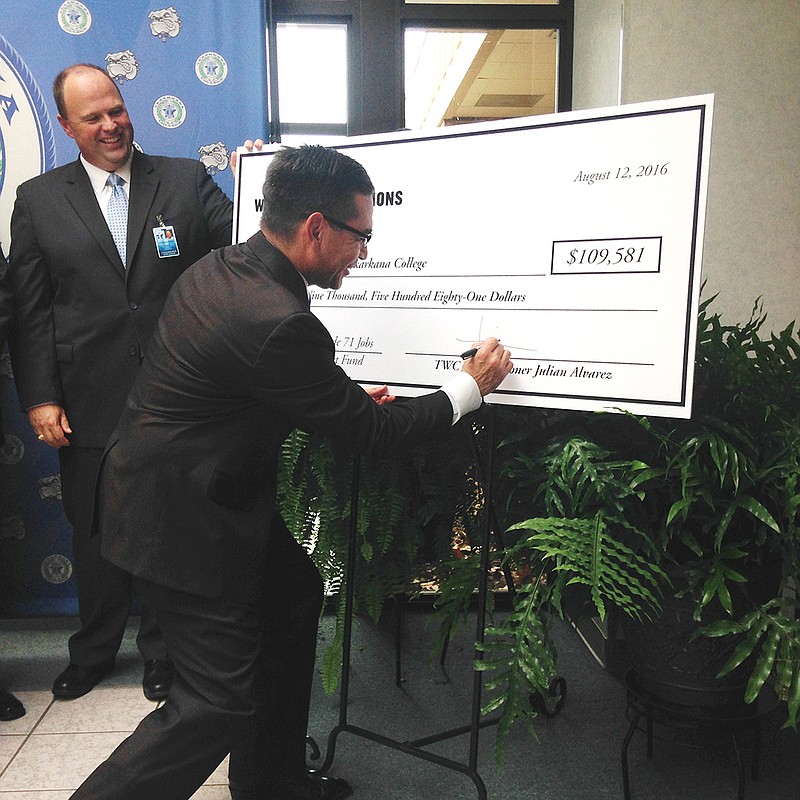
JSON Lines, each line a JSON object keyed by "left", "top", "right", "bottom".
{"left": 551, "top": 236, "right": 662, "bottom": 274}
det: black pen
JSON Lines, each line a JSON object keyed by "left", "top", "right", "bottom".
{"left": 460, "top": 347, "right": 478, "bottom": 359}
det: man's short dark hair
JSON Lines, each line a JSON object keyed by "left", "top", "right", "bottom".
{"left": 53, "top": 63, "right": 119, "bottom": 118}
{"left": 260, "top": 145, "right": 375, "bottom": 237}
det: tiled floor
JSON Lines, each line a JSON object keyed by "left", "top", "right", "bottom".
{"left": 0, "top": 687, "right": 231, "bottom": 799}
{"left": 0, "top": 617, "right": 232, "bottom": 799}
{"left": 2, "top": 613, "right": 798, "bottom": 800}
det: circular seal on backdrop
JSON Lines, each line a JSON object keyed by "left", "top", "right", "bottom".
{"left": 0, "top": 434, "right": 24, "bottom": 466}
{"left": 194, "top": 53, "right": 228, "bottom": 86}
{"left": 195, "top": 52, "right": 228, "bottom": 86}
{"left": 0, "top": 35, "right": 57, "bottom": 255}
{"left": 153, "top": 95, "right": 186, "bottom": 129}
{"left": 57, "top": 1, "right": 92, "bottom": 35}
{"left": 41, "top": 554, "right": 73, "bottom": 584}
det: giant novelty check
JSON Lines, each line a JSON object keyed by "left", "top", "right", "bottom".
{"left": 233, "top": 95, "right": 713, "bottom": 418}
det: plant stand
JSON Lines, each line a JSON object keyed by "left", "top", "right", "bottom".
{"left": 621, "top": 669, "right": 779, "bottom": 800}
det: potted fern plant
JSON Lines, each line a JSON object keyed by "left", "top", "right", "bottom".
{"left": 619, "top": 294, "right": 800, "bottom": 711}
{"left": 470, "top": 293, "right": 799, "bottom": 756}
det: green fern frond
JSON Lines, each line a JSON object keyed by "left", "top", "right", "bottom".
{"left": 319, "top": 591, "right": 349, "bottom": 695}
{"left": 704, "top": 599, "right": 800, "bottom": 726}
{"left": 474, "top": 578, "right": 554, "bottom": 764}
{"left": 506, "top": 516, "right": 664, "bottom": 622}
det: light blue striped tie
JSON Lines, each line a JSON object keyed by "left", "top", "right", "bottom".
{"left": 106, "top": 172, "right": 128, "bottom": 266}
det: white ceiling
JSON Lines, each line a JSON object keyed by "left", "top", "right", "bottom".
{"left": 443, "top": 28, "right": 558, "bottom": 125}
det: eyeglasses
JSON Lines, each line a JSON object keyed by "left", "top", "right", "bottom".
{"left": 323, "top": 214, "right": 372, "bottom": 245}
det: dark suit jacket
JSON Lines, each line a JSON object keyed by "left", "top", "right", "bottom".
{"left": 0, "top": 245, "right": 12, "bottom": 436}
{"left": 99, "top": 232, "right": 453, "bottom": 602}
{"left": 8, "top": 150, "right": 232, "bottom": 447}
{"left": 0, "top": 245, "right": 11, "bottom": 350}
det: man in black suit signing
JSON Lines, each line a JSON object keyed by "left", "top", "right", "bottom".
{"left": 70, "top": 145, "right": 512, "bottom": 799}
{"left": 8, "top": 64, "right": 233, "bottom": 701}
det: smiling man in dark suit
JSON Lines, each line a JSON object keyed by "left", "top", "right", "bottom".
{"left": 7, "top": 64, "right": 233, "bottom": 701}
{"left": 69, "top": 145, "right": 513, "bottom": 800}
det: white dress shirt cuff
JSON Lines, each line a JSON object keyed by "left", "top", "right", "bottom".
{"left": 440, "top": 371, "right": 482, "bottom": 425}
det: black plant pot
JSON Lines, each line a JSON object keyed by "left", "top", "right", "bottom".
{"left": 622, "top": 592, "right": 753, "bottom": 710}
{"left": 622, "top": 552, "right": 785, "bottom": 710}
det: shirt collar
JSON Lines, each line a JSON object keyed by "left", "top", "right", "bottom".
{"left": 80, "top": 152, "right": 133, "bottom": 195}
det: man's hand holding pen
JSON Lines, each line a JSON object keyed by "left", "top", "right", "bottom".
{"left": 461, "top": 338, "right": 513, "bottom": 396}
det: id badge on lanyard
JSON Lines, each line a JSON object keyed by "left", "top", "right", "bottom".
{"left": 153, "top": 214, "right": 180, "bottom": 258}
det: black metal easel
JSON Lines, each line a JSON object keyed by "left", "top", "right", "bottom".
{"left": 314, "top": 407, "right": 503, "bottom": 799}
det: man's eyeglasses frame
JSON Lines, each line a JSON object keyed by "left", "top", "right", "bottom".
{"left": 322, "top": 214, "right": 372, "bottom": 245}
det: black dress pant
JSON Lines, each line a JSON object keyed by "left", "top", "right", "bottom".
{"left": 70, "top": 515, "right": 324, "bottom": 800}
{"left": 59, "top": 447, "right": 164, "bottom": 666}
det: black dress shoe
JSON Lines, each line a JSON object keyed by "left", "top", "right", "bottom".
{"left": 142, "top": 659, "right": 173, "bottom": 701}
{"left": 230, "top": 773, "right": 352, "bottom": 800}
{"left": 52, "top": 661, "right": 114, "bottom": 699}
{"left": 0, "top": 688, "right": 25, "bottom": 721}
{"left": 271, "top": 774, "right": 352, "bottom": 800}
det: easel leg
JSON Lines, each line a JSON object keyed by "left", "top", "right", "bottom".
{"left": 315, "top": 456, "right": 361, "bottom": 774}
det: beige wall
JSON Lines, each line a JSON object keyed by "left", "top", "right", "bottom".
{"left": 573, "top": 0, "right": 800, "bottom": 330}
{"left": 573, "top": 0, "right": 622, "bottom": 110}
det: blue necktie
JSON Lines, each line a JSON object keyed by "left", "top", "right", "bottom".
{"left": 106, "top": 172, "right": 128, "bottom": 266}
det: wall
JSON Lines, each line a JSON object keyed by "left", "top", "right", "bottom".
{"left": 574, "top": 0, "right": 800, "bottom": 330}
{"left": 573, "top": 0, "right": 622, "bottom": 110}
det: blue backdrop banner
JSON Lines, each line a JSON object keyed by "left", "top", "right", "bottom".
{"left": 0, "top": 0, "right": 267, "bottom": 616}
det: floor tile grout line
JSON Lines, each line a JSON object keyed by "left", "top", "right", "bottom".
{"left": 0, "top": 690, "right": 178, "bottom": 796}
{"left": 0, "top": 693, "right": 56, "bottom": 781}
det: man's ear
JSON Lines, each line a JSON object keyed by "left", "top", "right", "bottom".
{"left": 57, "top": 114, "right": 75, "bottom": 140}
{"left": 305, "top": 212, "right": 325, "bottom": 245}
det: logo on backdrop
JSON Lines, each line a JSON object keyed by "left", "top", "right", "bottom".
{"left": 106, "top": 50, "right": 140, "bottom": 84}
{"left": 149, "top": 7, "right": 182, "bottom": 41}
{"left": 0, "top": 434, "right": 23, "bottom": 466}
{"left": 195, "top": 52, "right": 228, "bottom": 86}
{"left": 0, "top": 516, "right": 24, "bottom": 542}
{"left": 41, "top": 554, "right": 73, "bottom": 584}
{"left": 153, "top": 95, "right": 186, "bottom": 129}
{"left": 38, "top": 473, "right": 62, "bottom": 501}
{"left": 0, "top": 35, "right": 56, "bottom": 250}
{"left": 198, "top": 142, "right": 230, "bottom": 175}
{"left": 57, "top": 1, "right": 92, "bottom": 35}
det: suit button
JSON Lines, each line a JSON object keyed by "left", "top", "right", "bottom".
{"left": 129, "top": 302, "right": 138, "bottom": 310}
{"left": 129, "top": 346, "right": 138, "bottom": 356}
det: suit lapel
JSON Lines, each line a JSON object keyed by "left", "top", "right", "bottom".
{"left": 62, "top": 160, "right": 125, "bottom": 277}
{"left": 126, "top": 151, "right": 159, "bottom": 275}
